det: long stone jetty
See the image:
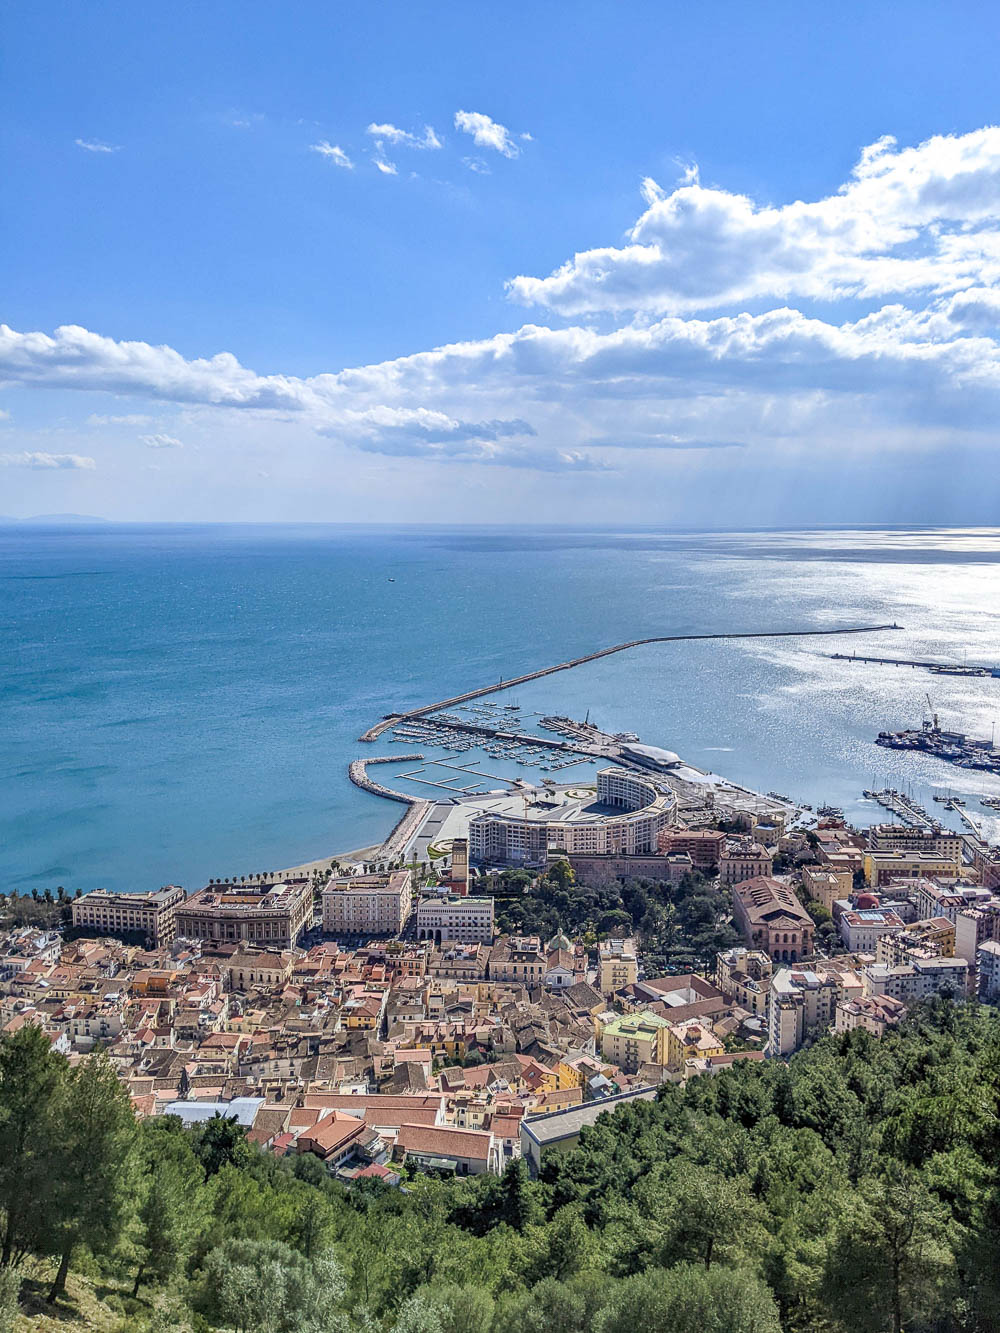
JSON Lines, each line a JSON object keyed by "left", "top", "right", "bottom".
{"left": 348, "top": 753, "right": 425, "bottom": 802}
{"left": 358, "top": 623, "right": 899, "bottom": 742}
{"left": 348, "top": 755, "right": 433, "bottom": 861}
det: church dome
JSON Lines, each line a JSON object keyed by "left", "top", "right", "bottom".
{"left": 547, "top": 926, "right": 572, "bottom": 952}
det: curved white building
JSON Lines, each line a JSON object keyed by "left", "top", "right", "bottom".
{"left": 469, "top": 767, "right": 677, "bottom": 866}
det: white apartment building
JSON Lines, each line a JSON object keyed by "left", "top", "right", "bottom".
{"left": 767, "top": 966, "right": 863, "bottom": 1057}
{"left": 416, "top": 894, "right": 495, "bottom": 944}
{"left": 839, "top": 908, "right": 906, "bottom": 953}
{"left": 954, "top": 900, "right": 1000, "bottom": 964}
{"left": 862, "top": 956, "right": 969, "bottom": 1002}
{"left": 322, "top": 870, "right": 413, "bottom": 937}
{"left": 715, "top": 947, "right": 772, "bottom": 1017}
{"left": 834, "top": 993, "right": 906, "bottom": 1037}
{"left": 910, "top": 880, "right": 994, "bottom": 923}
{"left": 977, "top": 940, "right": 1000, "bottom": 1002}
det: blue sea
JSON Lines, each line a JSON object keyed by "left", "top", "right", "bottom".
{"left": 3, "top": 523, "right": 1000, "bottom": 894}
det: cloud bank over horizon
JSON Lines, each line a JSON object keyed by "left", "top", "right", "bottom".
{"left": 4, "top": 126, "right": 1000, "bottom": 517}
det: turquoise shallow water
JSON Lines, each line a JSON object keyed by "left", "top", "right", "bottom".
{"left": 3, "top": 523, "right": 1000, "bottom": 893}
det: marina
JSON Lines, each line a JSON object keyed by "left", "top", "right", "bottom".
{"left": 360, "top": 622, "right": 900, "bottom": 742}
{"left": 862, "top": 787, "right": 938, "bottom": 828}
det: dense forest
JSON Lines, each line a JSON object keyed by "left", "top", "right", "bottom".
{"left": 4, "top": 998, "right": 1000, "bottom": 1331}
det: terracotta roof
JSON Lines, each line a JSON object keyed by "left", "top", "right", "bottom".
{"left": 396, "top": 1123, "right": 492, "bottom": 1161}
{"left": 298, "top": 1111, "right": 366, "bottom": 1156}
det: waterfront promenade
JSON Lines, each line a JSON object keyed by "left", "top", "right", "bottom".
{"left": 359, "top": 623, "right": 899, "bottom": 742}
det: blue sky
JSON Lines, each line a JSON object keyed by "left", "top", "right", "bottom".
{"left": 3, "top": 1, "right": 1000, "bottom": 524}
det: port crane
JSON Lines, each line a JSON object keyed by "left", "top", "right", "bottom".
{"left": 924, "top": 693, "right": 939, "bottom": 731}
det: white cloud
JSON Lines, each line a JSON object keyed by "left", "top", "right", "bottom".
{"left": 508, "top": 126, "right": 1000, "bottom": 315}
{"left": 9, "top": 127, "right": 1000, "bottom": 479}
{"left": 365, "top": 122, "right": 441, "bottom": 150}
{"left": 311, "top": 141, "right": 354, "bottom": 169}
{"left": 462, "top": 157, "right": 490, "bottom": 175}
{"left": 141, "top": 433, "right": 184, "bottom": 449}
{"left": 372, "top": 155, "right": 398, "bottom": 176}
{"left": 88, "top": 413, "right": 153, "bottom": 426}
{"left": 226, "top": 112, "right": 265, "bottom": 129}
{"left": 0, "top": 451, "right": 96, "bottom": 470}
{"left": 75, "top": 138, "right": 119, "bottom": 154}
{"left": 454, "top": 110, "right": 522, "bottom": 159}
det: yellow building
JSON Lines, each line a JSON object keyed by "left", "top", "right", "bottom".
{"left": 876, "top": 917, "right": 955, "bottom": 967}
{"left": 555, "top": 1053, "right": 615, "bottom": 1090}
{"left": 666, "top": 1018, "right": 724, "bottom": 1070}
{"left": 863, "top": 850, "right": 962, "bottom": 888}
{"left": 801, "top": 865, "right": 853, "bottom": 912}
{"left": 599, "top": 1010, "right": 670, "bottom": 1073}
{"left": 598, "top": 938, "right": 639, "bottom": 995}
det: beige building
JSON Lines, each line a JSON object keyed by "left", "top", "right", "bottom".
{"left": 835, "top": 993, "right": 906, "bottom": 1037}
{"left": 416, "top": 894, "right": 494, "bottom": 944}
{"left": 489, "top": 936, "right": 547, "bottom": 985}
{"left": 469, "top": 768, "right": 676, "bottom": 865}
{"left": 715, "top": 946, "right": 772, "bottom": 1016}
{"left": 598, "top": 938, "right": 639, "bottom": 995}
{"left": 71, "top": 885, "right": 185, "bottom": 946}
{"left": 720, "top": 841, "right": 773, "bottom": 886}
{"left": 876, "top": 916, "right": 955, "bottom": 967}
{"left": 801, "top": 865, "right": 853, "bottom": 912}
{"left": 227, "top": 948, "right": 296, "bottom": 991}
{"left": 322, "top": 870, "right": 413, "bottom": 937}
{"left": 867, "top": 823, "right": 964, "bottom": 862}
{"left": 666, "top": 1018, "right": 724, "bottom": 1070}
{"left": 863, "top": 956, "right": 970, "bottom": 1001}
{"left": 175, "top": 880, "right": 312, "bottom": 949}
{"left": 732, "top": 877, "right": 814, "bottom": 962}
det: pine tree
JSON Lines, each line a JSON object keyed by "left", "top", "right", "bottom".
{"left": 0, "top": 1026, "right": 66, "bottom": 1268}
{"left": 47, "top": 1050, "right": 137, "bottom": 1302}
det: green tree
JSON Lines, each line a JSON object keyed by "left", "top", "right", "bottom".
{"left": 547, "top": 859, "right": 575, "bottom": 891}
{"left": 195, "top": 1111, "right": 252, "bottom": 1176}
{"left": 823, "top": 1164, "right": 958, "bottom": 1333}
{"left": 412, "top": 1283, "right": 495, "bottom": 1333}
{"left": 198, "top": 1238, "right": 348, "bottom": 1333}
{"left": 0, "top": 1025, "right": 66, "bottom": 1267}
{"left": 493, "top": 1277, "right": 589, "bottom": 1333}
{"left": 288, "top": 1187, "right": 338, "bottom": 1260}
{"left": 595, "top": 1264, "right": 781, "bottom": 1333}
{"left": 130, "top": 1124, "right": 204, "bottom": 1296}
{"left": 496, "top": 1160, "right": 543, "bottom": 1232}
{"left": 47, "top": 1050, "right": 137, "bottom": 1302}
{"left": 659, "top": 1165, "right": 765, "bottom": 1270}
